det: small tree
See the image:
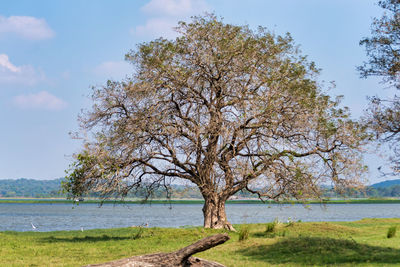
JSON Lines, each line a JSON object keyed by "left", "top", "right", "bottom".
{"left": 65, "top": 15, "right": 366, "bottom": 230}
{"left": 359, "top": 0, "right": 400, "bottom": 173}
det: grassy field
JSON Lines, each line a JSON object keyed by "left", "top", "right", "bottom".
{"left": 1, "top": 218, "right": 400, "bottom": 266}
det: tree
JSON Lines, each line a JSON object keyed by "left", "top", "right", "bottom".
{"left": 359, "top": 0, "right": 400, "bottom": 173}
{"left": 359, "top": 0, "right": 400, "bottom": 88}
{"left": 65, "top": 15, "right": 366, "bottom": 230}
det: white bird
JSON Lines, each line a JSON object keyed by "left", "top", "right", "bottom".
{"left": 81, "top": 227, "right": 84, "bottom": 232}
{"left": 31, "top": 222, "right": 37, "bottom": 230}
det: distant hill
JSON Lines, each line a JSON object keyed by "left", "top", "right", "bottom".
{"left": 3, "top": 177, "right": 400, "bottom": 199}
{"left": 0, "top": 178, "right": 201, "bottom": 199}
{"left": 0, "top": 178, "right": 63, "bottom": 198}
{"left": 371, "top": 179, "right": 400, "bottom": 188}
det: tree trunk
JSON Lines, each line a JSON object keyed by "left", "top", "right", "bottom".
{"left": 202, "top": 194, "right": 235, "bottom": 231}
{"left": 85, "top": 234, "right": 230, "bottom": 267}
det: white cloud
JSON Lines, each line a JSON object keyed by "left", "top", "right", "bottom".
{"left": 135, "top": 18, "right": 178, "bottom": 38}
{"left": 93, "top": 61, "right": 132, "bottom": 79}
{"left": 0, "top": 54, "right": 44, "bottom": 86}
{"left": 0, "top": 54, "right": 20, "bottom": 72}
{"left": 134, "top": 0, "right": 210, "bottom": 38}
{"left": 61, "top": 70, "right": 70, "bottom": 80}
{"left": 141, "top": 0, "right": 208, "bottom": 17}
{"left": 14, "top": 91, "right": 67, "bottom": 110}
{"left": 0, "top": 15, "right": 54, "bottom": 40}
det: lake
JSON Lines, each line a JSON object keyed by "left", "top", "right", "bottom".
{"left": 1, "top": 203, "right": 400, "bottom": 232}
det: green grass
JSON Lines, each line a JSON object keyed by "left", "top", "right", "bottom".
{"left": 2, "top": 218, "right": 400, "bottom": 266}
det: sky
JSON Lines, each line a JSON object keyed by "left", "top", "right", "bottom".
{"left": 0, "top": 0, "right": 391, "bottom": 183}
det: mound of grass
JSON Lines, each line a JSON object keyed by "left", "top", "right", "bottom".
{"left": 265, "top": 219, "right": 278, "bottom": 233}
{"left": 238, "top": 225, "right": 250, "bottom": 241}
{"left": 387, "top": 226, "right": 397, "bottom": 238}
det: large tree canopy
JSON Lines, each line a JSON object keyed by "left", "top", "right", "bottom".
{"left": 65, "top": 15, "right": 366, "bottom": 230}
{"left": 360, "top": 0, "right": 400, "bottom": 173}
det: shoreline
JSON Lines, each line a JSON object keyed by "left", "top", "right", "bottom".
{"left": 1, "top": 198, "right": 400, "bottom": 204}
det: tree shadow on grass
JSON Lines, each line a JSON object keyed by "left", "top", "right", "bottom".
{"left": 41, "top": 234, "right": 139, "bottom": 243}
{"left": 252, "top": 231, "right": 286, "bottom": 239}
{"left": 239, "top": 236, "right": 400, "bottom": 265}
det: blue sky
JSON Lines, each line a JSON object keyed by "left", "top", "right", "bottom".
{"left": 0, "top": 0, "right": 389, "bottom": 183}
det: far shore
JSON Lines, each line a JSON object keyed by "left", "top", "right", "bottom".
{"left": 1, "top": 197, "right": 400, "bottom": 204}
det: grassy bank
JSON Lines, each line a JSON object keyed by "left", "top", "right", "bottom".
{"left": 2, "top": 197, "right": 400, "bottom": 204}
{"left": 1, "top": 218, "right": 400, "bottom": 266}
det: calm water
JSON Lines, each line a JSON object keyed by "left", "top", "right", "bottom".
{"left": 1, "top": 203, "right": 400, "bottom": 232}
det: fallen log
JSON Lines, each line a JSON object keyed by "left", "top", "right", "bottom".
{"left": 85, "top": 233, "right": 230, "bottom": 267}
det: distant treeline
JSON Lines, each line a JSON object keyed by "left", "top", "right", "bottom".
{"left": 322, "top": 185, "right": 400, "bottom": 198}
{"left": 0, "top": 178, "right": 203, "bottom": 199}
{"left": 0, "top": 178, "right": 64, "bottom": 198}
{"left": 1, "top": 178, "right": 400, "bottom": 199}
